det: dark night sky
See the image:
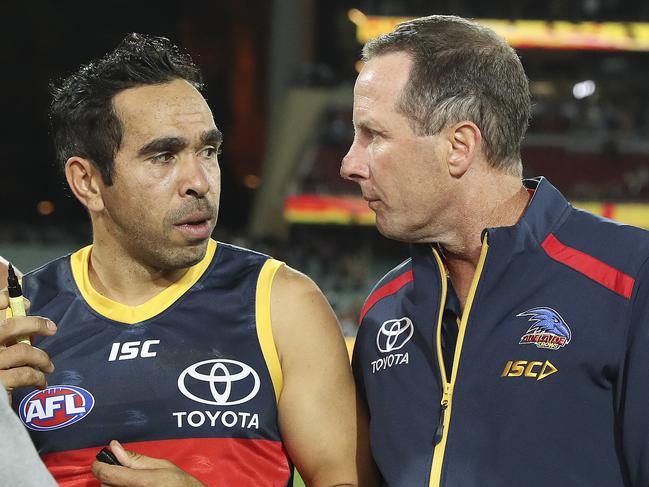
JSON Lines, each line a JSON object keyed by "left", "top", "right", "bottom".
{"left": 0, "top": 1, "right": 272, "bottom": 239}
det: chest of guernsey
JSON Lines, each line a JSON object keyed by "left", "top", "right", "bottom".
{"left": 12, "top": 240, "right": 293, "bottom": 487}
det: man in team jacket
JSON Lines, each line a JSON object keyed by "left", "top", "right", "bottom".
{"left": 341, "top": 14, "right": 649, "bottom": 487}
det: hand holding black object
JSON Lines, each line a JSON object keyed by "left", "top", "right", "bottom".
{"left": 96, "top": 447, "right": 122, "bottom": 466}
{"left": 91, "top": 440, "right": 207, "bottom": 486}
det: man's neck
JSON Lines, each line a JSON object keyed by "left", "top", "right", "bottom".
{"left": 87, "top": 235, "right": 188, "bottom": 307}
{"left": 440, "top": 172, "right": 530, "bottom": 310}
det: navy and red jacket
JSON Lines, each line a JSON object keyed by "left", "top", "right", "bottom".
{"left": 352, "top": 177, "right": 649, "bottom": 487}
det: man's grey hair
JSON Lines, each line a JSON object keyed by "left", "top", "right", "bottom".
{"left": 362, "top": 15, "right": 531, "bottom": 176}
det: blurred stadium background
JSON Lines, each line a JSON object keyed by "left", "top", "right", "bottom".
{"left": 2, "top": 1, "right": 649, "bottom": 483}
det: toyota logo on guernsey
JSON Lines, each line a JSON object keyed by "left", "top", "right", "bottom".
{"left": 376, "top": 317, "right": 414, "bottom": 353}
{"left": 177, "top": 359, "right": 260, "bottom": 406}
{"left": 19, "top": 385, "right": 95, "bottom": 431}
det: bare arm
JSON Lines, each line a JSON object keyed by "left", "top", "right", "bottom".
{"left": 271, "top": 265, "right": 378, "bottom": 487}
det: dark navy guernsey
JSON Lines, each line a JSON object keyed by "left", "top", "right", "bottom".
{"left": 11, "top": 240, "right": 293, "bottom": 487}
{"left": 352, "top": 177, "right": 649, "bottom": 487}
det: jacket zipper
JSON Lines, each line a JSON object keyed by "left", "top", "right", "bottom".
{"left": 429, "top": 236, "right": 490, "bottom": 487}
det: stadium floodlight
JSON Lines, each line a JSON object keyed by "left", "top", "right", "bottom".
{"left": 572, "top": 80, "right": 596, "bottom": 99}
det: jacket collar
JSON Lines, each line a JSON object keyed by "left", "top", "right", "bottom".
{"left": 410, "top": 176, "right": 571, "bottom": 281}
{"left": 492, "top": 176, "right": 570, "bottom": 244}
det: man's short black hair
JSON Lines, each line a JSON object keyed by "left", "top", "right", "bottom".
{"left": 50, "top": 33, "right": 204, "bottom": 185}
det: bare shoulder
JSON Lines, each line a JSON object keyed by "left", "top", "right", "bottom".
{"left": 269, "top": 264, "right": 346, "bottom": 364}
{"left": 270, "top": 264, "right": 338, "bottom": 330}
{"left": 271, "top": 264, "right": 325, "bottom": 305}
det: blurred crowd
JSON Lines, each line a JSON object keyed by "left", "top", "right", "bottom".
{"left": 299, "top": 95, "right": 649, "bottom": 200}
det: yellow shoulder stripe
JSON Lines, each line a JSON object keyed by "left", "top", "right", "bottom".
{"left": 255, "top": 258, "right": 284, "bottom": 403}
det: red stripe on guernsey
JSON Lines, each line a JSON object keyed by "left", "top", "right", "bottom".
{"left": 541, "top": 233, "right": 635, "bottom": 299}
{"left": 42, "top": 437, "right": 291, "bottom": 487}
{"left": 360, "top": 270, "right": 414, "bottom": 323}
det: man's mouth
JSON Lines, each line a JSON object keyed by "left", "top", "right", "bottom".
{"left": 173, "top": 212, "right": 213, "bottom": 239}
{"left": 363, "top": 194, "right": 382, "bottom": 210}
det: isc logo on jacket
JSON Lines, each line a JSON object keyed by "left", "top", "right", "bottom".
{"left": 501, "top": 360, "right": 558, "bottom": 380}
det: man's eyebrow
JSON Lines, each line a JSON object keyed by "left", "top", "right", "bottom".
{"left": 200, "top": 128, "right": 223, "bottom": 147}
{"left": 137, "top": 137, "right": 188, "bottom": 157}
{"left": 355, "top": 119, "right": 381, "bottom": 132}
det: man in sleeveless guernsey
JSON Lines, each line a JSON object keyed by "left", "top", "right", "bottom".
{"left": 0, "top": 35, "right": 374, "bottom": 486}
{"left": 341, "top": 15, "right": 649, "bottom": 487}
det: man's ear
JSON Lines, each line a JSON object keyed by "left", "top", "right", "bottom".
{"left": 65, "top": 157, "right": 106, "bottom": 212}
{"left": 446, "top": 121, "right": 482, "bottom": 178}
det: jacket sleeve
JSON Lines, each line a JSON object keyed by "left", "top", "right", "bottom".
{"left": 619, "top": 257, "right": 649, "bottom": 486}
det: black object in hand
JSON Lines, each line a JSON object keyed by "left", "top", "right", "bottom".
{"left": 96, "top": 447, "right": 122, "bottom": 466}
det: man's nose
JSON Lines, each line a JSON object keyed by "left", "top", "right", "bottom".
{"left": 340, "top": 142, "right": 369, "bottom": 182}
{"left": 180, "top": 156, "right": 211, "bottom": 197}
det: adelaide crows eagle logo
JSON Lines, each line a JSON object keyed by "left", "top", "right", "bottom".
{"left": 517, "top": 307, "right": 571, "bottom": 350}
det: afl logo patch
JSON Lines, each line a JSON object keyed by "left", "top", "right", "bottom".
{"left": 178, "top": 359, "right": 261, "bottom": 406}
{"left": 376, "top": 317, "right": 414, "bottom": 353}
{"left": 19, "top": 385, "right": 95, "bottom": 431}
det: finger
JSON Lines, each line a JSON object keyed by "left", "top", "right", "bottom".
{"left": 0, "top": 343, "right": 54, "bottom": 373}
{"left": 0, "top": 292, "right": 30, "bottom": 313}
{"left": 0, "top": 366, "right": 48, "bottom": 391}
{"left": 92, "top": 459, "right": 156, "bottom": 487}
{"left": 0, "top": 316, "right": 56, "bottom": 344}
{"left": 109, "top": 440, "right": 173, "bottom": 470}
{"left": 92, "top": 461, "right": 132, "bottom": 487}
{"left": 91, "top": 460, "right": 107, "bottom": 483}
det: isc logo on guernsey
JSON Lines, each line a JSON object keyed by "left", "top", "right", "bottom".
{"left": 19, "top": 385, "right": 95, "bottom": 431}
